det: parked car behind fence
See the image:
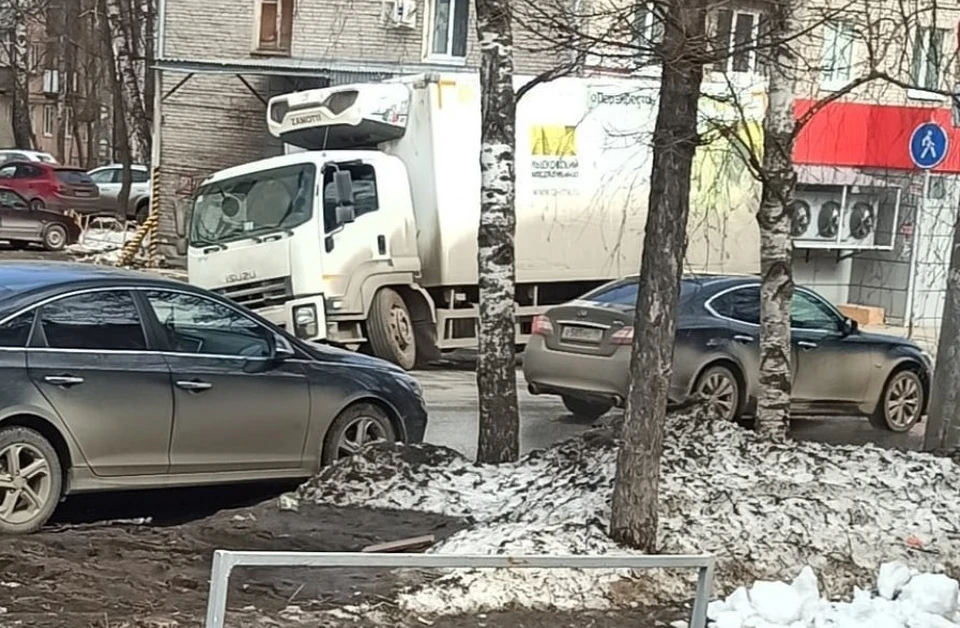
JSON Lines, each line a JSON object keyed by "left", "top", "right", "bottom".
{"left": 0, "top": 161, "right": 99, "bottom": 214}
{"left": 0, "top": 150, "right": 58, "bottom": 165}
{"left": 87, "top": 164, "right": 152, "bottom": 223}
{"left": 0, "top": 187, "right": 81, "bottom": 251}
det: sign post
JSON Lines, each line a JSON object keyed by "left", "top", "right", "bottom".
{"left": 905, "top": 121, "right": 949, "bottom": 337}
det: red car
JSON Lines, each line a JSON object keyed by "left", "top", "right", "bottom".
{"left": 0, "top": 160, "right": 100, "bottom": 213}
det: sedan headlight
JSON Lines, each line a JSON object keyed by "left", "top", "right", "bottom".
{"left": 293, "top": 304, "right": 318, "bottom": 339}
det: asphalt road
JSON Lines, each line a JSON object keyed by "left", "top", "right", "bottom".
{"left": 416, "top": 368, "right": 925, "bottom": 459}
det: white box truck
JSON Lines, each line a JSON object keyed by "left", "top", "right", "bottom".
{"left": 176, "top": 73, "right": 760, "bottom": 370}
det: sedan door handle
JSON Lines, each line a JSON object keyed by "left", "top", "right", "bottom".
{"left": 43, "top": 375, "right": 84, "bottom": 387}
{"left": 733, "top": 334, "right": 754, "bottom": 344}
{"left": 175, "top": 379, "right": 213, "bottom": 392}
{"left": 797, "top": 340, "right": 818, "bottom": 350}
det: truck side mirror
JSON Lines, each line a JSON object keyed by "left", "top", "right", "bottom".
{"left": 333, "top": 170, "right": 356, "bottom": 226}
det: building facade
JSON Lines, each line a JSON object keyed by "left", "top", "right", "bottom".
{"left": 0, "top": 17, "right": 105, "bottom": 166}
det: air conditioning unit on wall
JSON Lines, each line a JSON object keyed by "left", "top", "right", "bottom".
{"left": 380, "top": 0, "right": 417, "bottom": 29}
{"left": 791, "top": 184, "right": 899, "bottom": 251}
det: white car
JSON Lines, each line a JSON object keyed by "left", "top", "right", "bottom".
{"left": 0, "top": 150, "right": 58, "bottom": 165}
{"left": 87, "top": 163, "right": 152, "bottom": 223}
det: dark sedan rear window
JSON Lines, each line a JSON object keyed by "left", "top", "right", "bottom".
{"left": 584, "top": 279, "right": 695, "bottom": 306}
{"left": 55, "top": 169, "right": 95, "bottom": 185}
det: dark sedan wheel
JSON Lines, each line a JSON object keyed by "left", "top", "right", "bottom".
{"left": 871, "top": 369, "right": 924, "bottom": 432}
{"left": 694, "top": 365, "right": 741, "bottom": 422}
{"left": 321, "top": 402, "right": 397, "bottom": 465}
{"left": 562, "top": 396, "right": 612, "bottom": 420}
{"left": 0, "top": 427, "right": 62, "bottom": 535}
{"left": 42, "top": 224, "right": 68, "bottom": 251}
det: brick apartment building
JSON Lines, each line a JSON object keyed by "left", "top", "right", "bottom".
{"left": 0, "top": 19, "right": 109, "bottom": 167}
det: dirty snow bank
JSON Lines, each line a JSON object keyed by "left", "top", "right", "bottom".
{"left": 290, "top": 409, "right": 960, "bottom": 614}
{"left": 66, "top": 223, "right": 138, "bottom": 264}
{"left": 708, "top": 562, "right": 960, "bottom": 627}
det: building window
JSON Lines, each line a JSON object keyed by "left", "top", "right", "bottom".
{"left": 255, "top": 0, "right": 293, "bottom": 54}
{"left": 911, "top": 27, "right": 947, "bottom": 92}
{"left": 712, "top": 9, "right": 761, "bottom": 73}
{"left": 632, "top": 2, "right": 664, "bottom": 65}
{"left": 64, "top": 107, "right": 73, "bottom": 138}
{"left": 28, "top": 43, "right": 42, "bottom": 72}
{"left": 429, "top": 0, "right": 469, "bottom": 58}
{"left": 42, "top": 104, "right": 55, "bottom": 137}
{"left": 820, "top": 20, "right": 854, "bottom": 88}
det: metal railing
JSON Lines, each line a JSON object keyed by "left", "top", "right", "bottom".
{"left": 204, "top": 550, "right": 716, "bottom": 628}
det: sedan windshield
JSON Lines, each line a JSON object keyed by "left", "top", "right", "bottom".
{"left": 189, "top": 163, "right": 316, "bottom": 246}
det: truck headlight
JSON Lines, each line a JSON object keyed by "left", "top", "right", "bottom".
{"left": 293, "top": 304, "right": 318, "bottom": 339}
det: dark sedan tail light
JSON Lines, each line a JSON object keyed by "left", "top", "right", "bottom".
{"left": 611, "top": 326, "right": 634, "bottom": 344}
{"left": 531, "top": 315, "right": 554, "bottom": 336}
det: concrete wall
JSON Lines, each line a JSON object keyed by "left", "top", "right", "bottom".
{"left": 792, "top": 249, "right": 852, "bottom": 305}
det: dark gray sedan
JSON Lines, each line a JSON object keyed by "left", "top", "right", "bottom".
{"left": 0, "top": 262, "right": 427, "bottom": 534}
{"left": 524, "top": 274, "right": 932, "bottom": 431}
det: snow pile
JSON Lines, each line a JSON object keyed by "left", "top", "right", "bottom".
{"left": 290, "top": 408, "right": 960, "bottom": 614}
{"left": 708, "top": 562, "right": 960, "bottom": 627}
{"left": 66, "top": 222, "right": 139, "bottom": 264}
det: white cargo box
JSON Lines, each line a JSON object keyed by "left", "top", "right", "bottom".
{"left": 268, "top": 72, "right": 761, "bottom": 288}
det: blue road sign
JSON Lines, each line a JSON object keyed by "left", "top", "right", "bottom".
{"left": 909, "top": 122, "right": 948, "bottom": 169}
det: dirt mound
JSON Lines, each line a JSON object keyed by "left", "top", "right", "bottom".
{"left": 0, "top": 501, "right": 464, "bottom": 628}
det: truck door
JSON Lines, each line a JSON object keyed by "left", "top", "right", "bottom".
{"left": 320, "top": 162, "right": 392, "bottom": 298}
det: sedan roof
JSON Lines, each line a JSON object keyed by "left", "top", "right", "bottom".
{"left": 0, "top": 262, "right": 176, "bottom": 307}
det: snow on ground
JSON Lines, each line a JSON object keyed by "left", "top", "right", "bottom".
{"left": 289, "top": 408, "right": 960, "bottom": 616}
{"left": 708, "top": 562, "right": 960, "bottom": 627}
{"left": 66, "top": 222, "right": 138, "bottom": 264}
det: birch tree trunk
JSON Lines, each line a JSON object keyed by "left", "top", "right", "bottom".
{"left": 924, "top": 206, "right": 960, "bottom": 451}
{"left": 11, "top": 3, "right": 34, "bottom": 149}
{"left": 105, "top": 0, "right": 150, "bottom": 163}
{"left": 754, "top": 0, "right": 801, "bottom": 440}
{"left": 609, "top": 0, "right": 706, "bottom": 550}
{"left": 474, "top": 0, "right": 520, "bottom": 464}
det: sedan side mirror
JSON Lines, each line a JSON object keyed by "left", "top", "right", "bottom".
{"left": 273, "top": 333, "right": 296, "bottom": 360}
{"left": 841, "top": 317, "right": 859, "bottom": 336}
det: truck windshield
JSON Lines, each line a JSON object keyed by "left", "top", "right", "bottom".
{"left": 190, "top": 163, "right": 316, "bottom": 246}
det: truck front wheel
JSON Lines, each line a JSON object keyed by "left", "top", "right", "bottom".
{"left": 368, "top": 288, "right": 417, "bottom": 370}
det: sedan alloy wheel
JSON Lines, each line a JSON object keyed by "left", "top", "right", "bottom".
{"left": 876, "top": 370, "right": 924, "bottom": 432}
{"left": 0, "top": 427, "right": 62, "bottom": 534}
{"left": 322, "top": 402, "right": 397, "bottom": 465}
{"left": 695, "top": 365, "right": 741, "bottom": 422}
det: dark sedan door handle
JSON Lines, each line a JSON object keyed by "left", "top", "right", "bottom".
{"left": 733, "top": 334, "right": 754, "bottom": 344}
{"left": 175, "top": 379, "right": 213, "bottom": 392}
{"left": 797, "top": 340, "right": 818, "bottom": 350}
{"left": 43, "top": 375, "right": 84, "bottom": 387}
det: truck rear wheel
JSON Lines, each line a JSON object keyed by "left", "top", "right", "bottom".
{"left": 368, "top": 288, "right": 417, "bottom": 370}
